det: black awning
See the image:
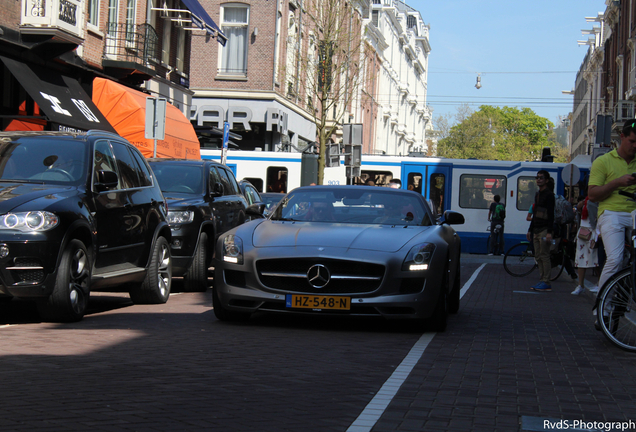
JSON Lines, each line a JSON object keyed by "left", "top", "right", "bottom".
{"left": 0, "top": 56, "right": 116, "bottom": 133}
{"left": 180, "top": 0, "right": 227, "bottom": 46}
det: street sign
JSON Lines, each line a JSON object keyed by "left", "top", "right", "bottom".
{"left": 561, "top": 164, "right": 580, "bottom": 187}
{"left": 145, "top": 97, "right": 166, "bottom": 140}
{"left": 145, "top": 97, "right": 166, "bottom": 157}
{"left": 221, "top": 121, "right": 230, "bottom": 165}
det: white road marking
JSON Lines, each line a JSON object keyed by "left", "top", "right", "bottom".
{"left": 347, "top": 263, "right": 487, "bottom": 432}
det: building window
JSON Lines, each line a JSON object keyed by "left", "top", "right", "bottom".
{"left": 161, "top": 1, "right": 172, "bottom": 65}
{"left": 125, "top": 0, "right": 136, "bottom": 44}
{"left": 219, "top": 4, "right": 249, "bottom": 75}
{"left": 176, "top": 26, "right": 185, "bottom": 73}
{"left": 88, "top": 0, "right": 100, "bottom": 27}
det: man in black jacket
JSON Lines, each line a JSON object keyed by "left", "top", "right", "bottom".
{"left": 527, "top": 169, "right": 555, "bottom": 291}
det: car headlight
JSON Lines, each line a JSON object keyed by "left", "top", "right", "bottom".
{"left": 167, "top": 210, "right": 194, "bottom": 224}
{"left": 402, "top": 243, "right": 435, "bottom": 271}
{"left": 0, "top": 211, "right": 59, "bottom": 232}
{"left": 222, "top": 234, "right": 243, "bottom": 264}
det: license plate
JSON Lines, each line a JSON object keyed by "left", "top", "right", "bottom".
{"left": 286, "top": 295, "right": 350, "bottom": 310}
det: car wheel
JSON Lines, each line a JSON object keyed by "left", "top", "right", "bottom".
{"left": 183, "top": 232, "right": 209, "bottom": 292}
{"left": 447, "top": 266, "right": 460, "bottom": 314}
{"left": 37, "top": 239, "right": 90, "bottom": 322}
{"left": 129, "top": 236, "right": 172, "bottom": 304}
{"left": 427, "top": 267, "right": 449, "bottom": 332}
{"left": 212, "top": 287, "right": 250, "bottom": 322}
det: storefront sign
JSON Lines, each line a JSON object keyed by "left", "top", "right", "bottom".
{"left": 192, "top": 105, "right": 288, "bottom": 136}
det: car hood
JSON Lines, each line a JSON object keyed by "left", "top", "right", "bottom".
{"left": 252, "top": 221, "right": 429, "bottom": 252}
{"left": 162, "top": 194, "right": 202, "bottom": 207}
{"left": 0, "top": 182, "right": 76, "bottom": 213}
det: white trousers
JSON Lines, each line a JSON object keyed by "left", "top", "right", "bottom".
{"left": 597, "top": 210, "right": 632, "bottom": 289}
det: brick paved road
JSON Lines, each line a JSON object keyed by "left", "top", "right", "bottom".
{"left": 0, "top": 258, "right": 634, "bottom": 432}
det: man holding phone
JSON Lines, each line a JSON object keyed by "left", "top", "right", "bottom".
{"left": 588, "top": 120, "right": 636, "bottom": 293}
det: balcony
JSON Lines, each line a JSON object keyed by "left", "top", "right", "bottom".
{"left": 103, "top": 23, "right": 159, "bottom": 83}
{"left": 20, "top": 0, "right": 84, "bottom": 54}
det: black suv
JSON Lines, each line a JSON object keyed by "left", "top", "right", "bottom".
{"left": 147, "top": 159, "right": 248, "bottom": 292}
{"left": 0, "top": 131, "right": 172, "bottom": 322}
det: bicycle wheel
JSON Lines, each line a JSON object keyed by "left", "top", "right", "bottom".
{"left": 549, "top": 249, "right": 565, "bottom": 281}
{"left": 597, "top": 268, "right": 636, "bottom": 352}
{"left": 503, "top": 242, "right": 536, "bottom": 277}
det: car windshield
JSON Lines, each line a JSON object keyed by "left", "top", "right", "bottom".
{"left": 149, "top": 163, "right": 203, "bottom": 195}
{"left": 0, "top": 138, "right": 87, "bottom": 185}
{"left": 270, "top": 188, "right": 433, "bottom": 226}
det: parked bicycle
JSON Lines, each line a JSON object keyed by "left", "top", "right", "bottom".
{"left": 503, "top": 236, "right": 570, "bottom": 281}
{"left": 594, "top": 190, "right": 636, "bottom": 352}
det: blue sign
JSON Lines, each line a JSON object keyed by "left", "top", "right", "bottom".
{"left": 223, "top": 121, "right": 230, "bottom": 149}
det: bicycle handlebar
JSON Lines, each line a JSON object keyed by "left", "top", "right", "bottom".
{"left": 618, "top": 190, "right": 636, "bottom": 201}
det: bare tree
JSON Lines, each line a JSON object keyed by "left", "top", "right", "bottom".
{"left": 296, "top": 0, "right": 365, "bottom": 184}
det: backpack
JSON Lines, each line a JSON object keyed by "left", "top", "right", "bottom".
{"left": 493, "top": 203, "right": 505, "bottom": 221}
{"left": 554, "top": 194, "right": 575, "bottom": 225}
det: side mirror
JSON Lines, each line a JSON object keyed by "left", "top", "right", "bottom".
{"left": 246, "top": 203, "right": 266, "bottom": 218}
{"left": 210, "top": 182, "right": 224, "bottom": 197}
{"left": 441, "top": 210, "right": 465, "bottom": 225}
{"left": 94, "top": 170, "right": 119, "bottom": 192}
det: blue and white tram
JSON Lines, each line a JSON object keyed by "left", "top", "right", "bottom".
{"left": 200, "top": 148, "right": 591, "bottom": 254}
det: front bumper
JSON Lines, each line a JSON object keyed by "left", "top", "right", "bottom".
{"left": 214, "top": 246, "right": 447, "bottom": 320}
{"left": 0, "top": 237, "right": 61, "bottom": 298}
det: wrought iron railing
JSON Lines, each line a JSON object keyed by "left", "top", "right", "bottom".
{"left": 103, "top": 23, "right": 160, "bottom": 67}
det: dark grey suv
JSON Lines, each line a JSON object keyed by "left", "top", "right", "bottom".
{"left": 147, "top": 159, "right": 248, "bottom": 292}
{"left": 0, "top": 131, "right": 172, "bottom": 322}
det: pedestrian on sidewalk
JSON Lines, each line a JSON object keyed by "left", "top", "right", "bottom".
{"left": 488, "top": 194, "right": 505, "bottom": 255}
{"left": 527, "top": 170, "right": 555, "bottom": 292}
{"left": 572, "top": 196, "right": 598, "bottom": 295}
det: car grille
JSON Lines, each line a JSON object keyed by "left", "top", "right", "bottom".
{"left": 256, "top": 258, "right": 384, "bottom": 294}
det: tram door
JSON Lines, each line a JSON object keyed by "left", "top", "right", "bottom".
{"left": 403, "top": 163, "right": 451, "bottom": 218}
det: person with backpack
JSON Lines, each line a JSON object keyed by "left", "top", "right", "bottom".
{"left": 527, "top": 170, "right": 555, "bottom": 291}
{"left": 488, "top": 194, "right": 506, "bottom": 255}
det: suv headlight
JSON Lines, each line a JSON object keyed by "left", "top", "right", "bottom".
{"left": 222, "top": 234, "right": 243, "bottom": 264}
{"left": 0, "top": 211, "right": 59, "bottom": 232}
{"left": 167, "top": 210, "right": 194, "bottom": 224}
{"left": 402, "top": 243, "right": 435, "bottom": 271}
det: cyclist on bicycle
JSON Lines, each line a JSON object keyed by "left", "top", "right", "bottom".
{"left": 588, "top": 120, "right": 636, "bottom": 293}
{"left": 527, "top": 170, "right": 555, "bottom": 291}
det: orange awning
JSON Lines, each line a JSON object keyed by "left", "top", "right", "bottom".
{"left": 92, "top": 78, "right": 200, "bottom": 159}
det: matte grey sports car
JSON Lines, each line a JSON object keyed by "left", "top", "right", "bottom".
{"left": 213, "top": 186, "right": 464, "bottom": 331}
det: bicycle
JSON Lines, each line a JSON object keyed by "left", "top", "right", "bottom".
{"left": 503, "top": 236, "right": 569, "bottom": 281}
{"left": 594, "top": 190, "right": 636, "bottom": 352}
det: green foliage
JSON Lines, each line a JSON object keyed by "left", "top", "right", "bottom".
{"left": 437, "top": 106, "right": 557, "bottom": 161}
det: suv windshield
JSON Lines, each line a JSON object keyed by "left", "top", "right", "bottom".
{"left": 150, "top": 163, "right": 204, "bottom": 195}
{"left": 0, "top": 138, "right": 87, "bottom": 185}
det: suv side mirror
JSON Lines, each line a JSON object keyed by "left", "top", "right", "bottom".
{"left": 246, "top": 203, "right": 266, "bottom": 218}
{"left": 210, "top": 182, "right": 224, "bottom": 197}
{"left": 95, "top": 170, "right": 119, "bottom": 192}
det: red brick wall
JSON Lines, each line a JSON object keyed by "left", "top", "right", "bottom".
{"left": 190, "top": 0, "right": 277, "bottom": 91}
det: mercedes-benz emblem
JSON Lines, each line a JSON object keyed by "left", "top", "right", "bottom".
{"left": 307, "top": 264, "right": 330, "bottom": 289}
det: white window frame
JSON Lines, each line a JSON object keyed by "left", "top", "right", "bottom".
{"left": 87, "top": 0, "right": 100, "bottom": 29}
{"left": 218, "top": 3, "right": 250, "bottom": 76}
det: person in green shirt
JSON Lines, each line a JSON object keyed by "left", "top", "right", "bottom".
{"left": 588, "top": 120, "right": 636, "bottom": 293}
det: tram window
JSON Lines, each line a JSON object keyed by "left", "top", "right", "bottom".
{"left": 459, "top": 174, "right": 506, "bottom": 209}
{"left": 360, "top": 170, "right": 393, "bottom": 186}
{"left": 517, "top": 176, "right": 538, "bottom": 211}
{"left": 244, "top": 177, "right": 264, "bottom": 192}
{"left": 407, "top": 172, "right": 423, "bottom": 193}
{"left": 429, "top": 173, "right": 445, "bottom": 215}
{"left": 267, "top": 167, "right": 288, "bottom": 193}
